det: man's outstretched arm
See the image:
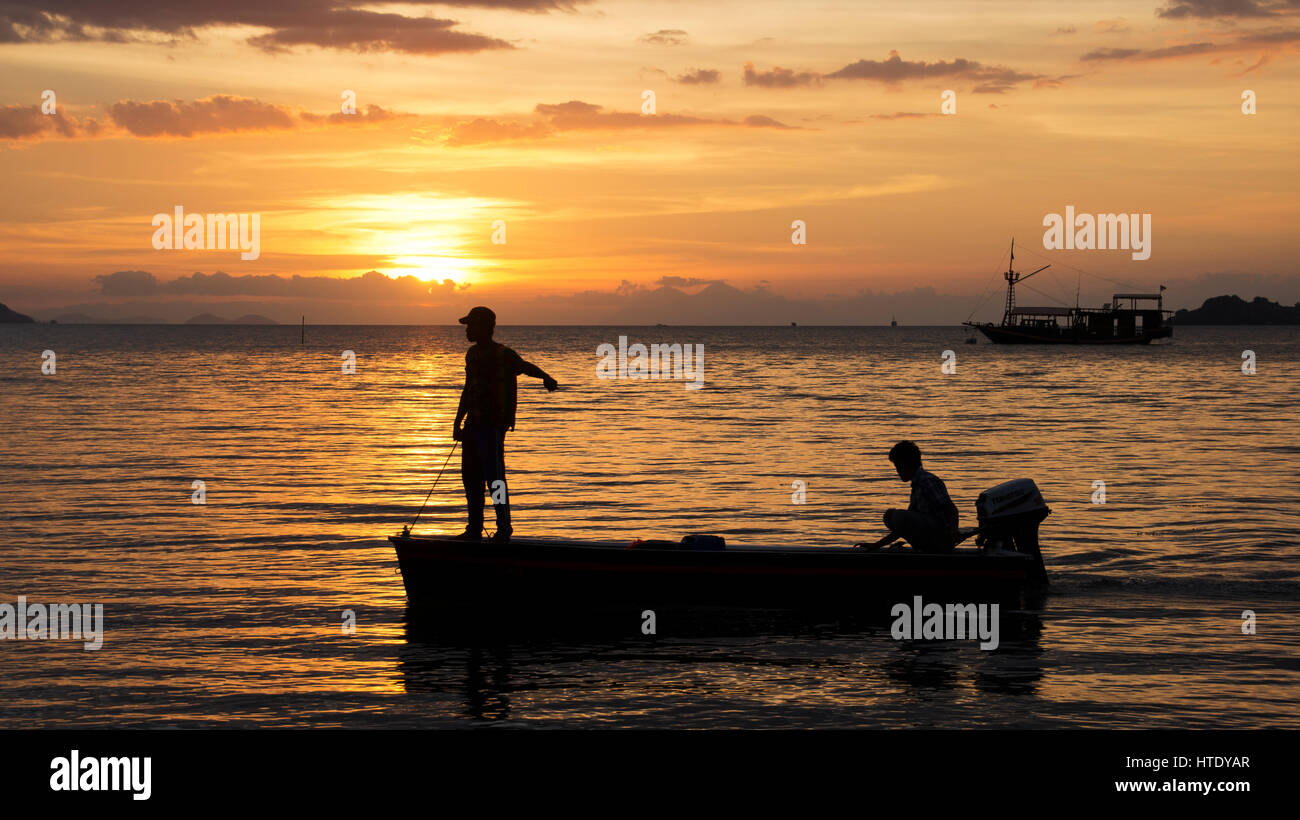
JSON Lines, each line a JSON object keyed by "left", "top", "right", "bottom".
{"left": 520, "top": 360, "right": 559, "bottom": 391}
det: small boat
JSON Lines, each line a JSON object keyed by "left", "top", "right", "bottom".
{"left": 963, "top": 240, "right": 1173, "bottom": 344}
{"left": 391, "top": 480, "right": 1051, "bottom": 613}
{"left": 391, "top": 535, "right": 1039, "bottom": 612}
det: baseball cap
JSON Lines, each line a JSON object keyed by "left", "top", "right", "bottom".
{"left": 458, "top": 306, "right": 496, "bottom": 325}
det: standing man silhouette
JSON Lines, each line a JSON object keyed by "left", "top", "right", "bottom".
{"left": 453, "top": 306, "right": 558, "bottom": 542}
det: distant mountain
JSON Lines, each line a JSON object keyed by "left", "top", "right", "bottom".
{"left": 52, "top": 314, "right": 170, "bottom": 324}
{"left": 183, "top": 313, "right": 278, "bottom": 325}
{"left": 1174, "top": 295, "right": 1300, "bottom": 325}
{"left": 0, "top": 302, "right": 35, "bottom": 323}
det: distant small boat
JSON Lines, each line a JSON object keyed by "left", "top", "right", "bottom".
{"left": 891, "top": 316, "right": 897, "bottom": 327}
{"left": 791, "top": 321, "right": 797, "bottom": 326}
{"left": 964, "top": 240, "right": 1173, "bottom": 345}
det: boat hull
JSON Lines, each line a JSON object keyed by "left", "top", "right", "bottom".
{"left": 968, "top": 322, "right": 1172, "bottom": 345}
{"left": 390, "top": 535, "right": 1037, "bottom": 614}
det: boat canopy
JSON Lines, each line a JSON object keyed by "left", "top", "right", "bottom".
{"left": 1112, "top": 293, "right": 1162, "bottom": 300}
{"left": 1011, "top": 306, "right": 1073, "bottom": 316}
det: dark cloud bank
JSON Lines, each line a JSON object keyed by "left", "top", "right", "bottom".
{"left": 19, "top": 269, "right": 1296, "bottom": 325}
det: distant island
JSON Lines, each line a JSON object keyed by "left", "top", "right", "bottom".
{"left": 0, "top": 302, "right": 34, "bottom": 323}
{"left": 183, "top": 313, "right": 278, "bottom": 325}
{"left": 54, "top": 313, "right": 169, "bottom": 324}
{"left": 1174, "top": 295, "right": 1300, "bottom": 325}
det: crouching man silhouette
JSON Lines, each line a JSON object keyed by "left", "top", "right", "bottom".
{"left": 856, "top": 440, "right": 959, "bottom": 554}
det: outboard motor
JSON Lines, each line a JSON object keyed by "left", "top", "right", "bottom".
{"left": 976, "top": 479, "right": 1050, "bottom": 586}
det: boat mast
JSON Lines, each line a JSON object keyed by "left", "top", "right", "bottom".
{"left": 1004, "top": 239, "right": 1017, "bottom": 320}
{"left": 1001, "top": 238, "right": 1050, "bottom": 324}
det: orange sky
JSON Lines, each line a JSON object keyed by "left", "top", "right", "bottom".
{"left": 1, "top": 0, "right": 1297, "bottom": 322}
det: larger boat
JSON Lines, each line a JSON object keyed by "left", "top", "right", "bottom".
{"left": 964, "top": 240, "right": 1173, "bottom": 344}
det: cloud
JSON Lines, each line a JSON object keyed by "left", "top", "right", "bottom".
{"left": 535, "top": 99, "right": 719, "bottom": 129}
{"left": 1094, "top": 18, "right": 1131, "bottom": 32}
{"left": 447, "top": 101, "right": 757, "bottom": 144}
{"left": 1080, "top": 43, "right": 1217, "bottom": 61}
{"left": 537, "top": 279, "right": 983, "bottom": 325}
{"left": 1053, "top": 25, "right": 1078, "bottom": 35}
{"left": 640, "top": 29, "right": 688, "bottom": 46}
{"left": 743, "top": 62, "right": 821, "bottom": 87}
{"left": 94, "top": 268, "right": 462, "bottom": 301}
{"left": 1237, "top": 52, "right": 1273, "bottom": 72}
{"left": 246, "top": 10, "right": 512, "bottom": 56}
{"left": 16, "top": 90, "right": 798, "bottom": 147}
{"left": 443, "top": 117, "right": 553, "bottom": 146}
{"left": 0, "top": 1, "right": 583, "bottom": 55}
{"left": 108, "top": 95, "right": 296, "bottom": 137}
{"left": 473, "top": 100, "right": 799, "bottom": 135}
{"left": 654, "top": 275, "right": 721, "bottom": 287}
{"left": 93, "top": 270, "right": 158, "bottom": 297}
{"left": 1237, "top": 27, "right": 1300, "bottom": 42}
{"left": 531, "top": 99, "right": 794, "bottom": 130}
{"left": 2, "top": 94, "right": 410, "bottom": 141}
{"left": 674, "top": 68, "right": 721, "bottom": 84}
{"left": 822, "top": 50, "right": 1039, "bottom": 89}
{"left": 0, "top": 103, "right": 82, "bottom": 138}
{"left": 38, "top": 271, "right": 1300, "bottom": 325}
{"left": 1073, "top": 26, "right": 1300, "bottom": 67}
{"left": 298, "top": 104, "right": 404, "bottom": 126}
{"left": 741, "top": 114, "right": 796, "bottom": 128}
{"left": 868, "top": 112, "right": 939, "bottom": 120}
{"left": 1032, "top": 75, "right": 1078, "bottom": 89}
{"left": 1155, "top": 0, "right": 1290, "bottom": 18}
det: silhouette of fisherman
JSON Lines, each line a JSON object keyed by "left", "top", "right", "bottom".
{"left": 856, "top": 440, "right": 959, "bottom": 553}
{"left": 453, "top": 306, "right": 558, "bottom": 542}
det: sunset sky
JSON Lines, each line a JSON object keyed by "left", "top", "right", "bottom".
{"left": 1, "top": 0, "right": 1297, "bottom": 323}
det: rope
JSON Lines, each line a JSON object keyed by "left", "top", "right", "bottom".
{"left": 964, "top": 241, "right": 1013, "bottom": 323}
{"left": 1012, "top": 242, "right": 1146, "bottom": 293}
{"left": 406, "top": 441, "right": 459, "bottom": 534}
{"left": 1018, "top": 280, "right": 1073, "bottom": 306}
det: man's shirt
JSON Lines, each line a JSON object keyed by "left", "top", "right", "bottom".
{"left": 464, "top": 342, "right": 527, "bottom": 430}
{"left": 908, "top": 468, "right": 955, "bottom": 528}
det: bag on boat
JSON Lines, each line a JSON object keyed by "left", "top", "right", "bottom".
{"left": 626, "top": 539, "right": 681, "bottom": 550}
{"left": 680, "top": 534, "right": 726, "bottom": 551}
{"left": 625, "top": 535, "right": 727, "bottom": 551}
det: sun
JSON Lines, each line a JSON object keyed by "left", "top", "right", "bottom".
{"left": 312, "top": 193, "right": 508, "bottom": 287}
{"left": 391, "top": 254, "right": 478, "bottom": 286}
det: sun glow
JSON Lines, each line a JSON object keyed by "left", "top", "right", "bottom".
{"left": 312, "top": 193, "right": 512, "bottom": 285}
{"left": 391, "top": 255, "right": 478, "bottom": 285}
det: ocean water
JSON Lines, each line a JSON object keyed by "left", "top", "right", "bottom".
{"left": 1, "top": 324, "right": 1297, "bottom": 728}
